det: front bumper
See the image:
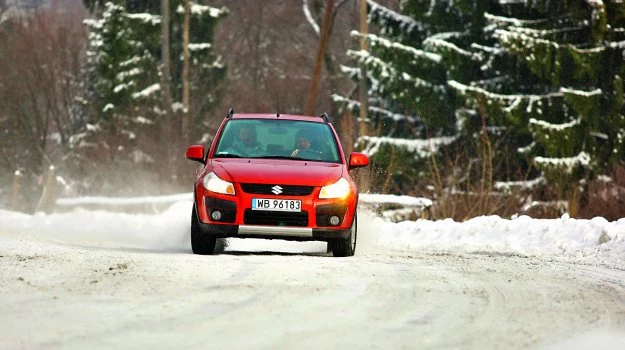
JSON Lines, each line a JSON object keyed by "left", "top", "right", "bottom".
{"left": 194, "top": 180, "right": 357, "bottom": 242}
{"left": 196, "top": 221, "right": 351, "bottom": 242}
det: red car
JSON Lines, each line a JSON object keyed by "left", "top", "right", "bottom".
{"left": 185, "top": 110, "right": 369, "bottom": 256}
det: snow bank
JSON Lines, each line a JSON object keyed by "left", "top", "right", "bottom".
{"left": 0, "top": 201, "right": 192, "bottom": 252}
{"left": 371, "top": 213, "right": 625, "bottom": 264}
{"left": 1, "top": 201, "right": 623, "bottom": 265}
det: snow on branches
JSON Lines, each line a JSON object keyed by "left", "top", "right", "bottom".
{"left": 358, "top": 135, "right": 458, "bottom": 159}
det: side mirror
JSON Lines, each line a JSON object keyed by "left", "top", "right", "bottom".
{"left": 349, "top": 152, "right": 369, "bottom": 169}
{"left": 186, "top": 145, "right": 205, "bottom": 162}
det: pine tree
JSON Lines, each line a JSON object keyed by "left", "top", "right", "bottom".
{"left": 337, "top": 0, "right": 625, "bottom": 212}
{"left": 81, "top": 1, "right": 162, "bottom": 170}
{"left": 451, "top": 1, "right": 625, "bottom": 205}
{"left": 77, "top": 0, "right": 227, "bottom": 192}
{"left": 333, "top": 0, "right": 489, "bottom": 194}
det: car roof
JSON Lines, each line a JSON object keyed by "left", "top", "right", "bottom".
{"left": 229, "top": 113, "right": 328, "bottom": 123}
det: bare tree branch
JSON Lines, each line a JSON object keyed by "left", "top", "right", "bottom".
{"left": 303, "top": 0, "right": 349, "bottom": 38}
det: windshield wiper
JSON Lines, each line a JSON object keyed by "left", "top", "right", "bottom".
{"left": 255, "top": 155, "right": 328, "bottom": 162}
{"left": 214, "top": 153, "right": 242, "bottom": 158}
{"left": 255, "top": 155, "right": 298, "bottom": 160}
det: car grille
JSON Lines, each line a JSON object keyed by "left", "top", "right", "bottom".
{"left": 244, "top": 209, "right": 308, "bottom": 227}
{"left": 240, "top": 184, "right": 314, "bottom": 196}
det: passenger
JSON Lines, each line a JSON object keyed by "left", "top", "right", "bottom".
{"left": 291, "top": 129, "right": 322, "bottom": 159}
{"left": 228, "top": 124, "right": 263, "bottom": 156}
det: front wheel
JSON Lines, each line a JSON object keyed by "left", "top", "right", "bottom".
{"left": 330, "top": 213, "right": 357, "bottom": 257}
{"left": 191, "top": 206, "right": 217, "bottom": 255}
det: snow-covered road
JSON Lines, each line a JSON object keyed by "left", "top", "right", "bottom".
{"left": 2, "top": 202, "right": 625, "bottom": 349}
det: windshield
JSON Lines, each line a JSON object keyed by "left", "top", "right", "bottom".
{"left": 213, "top": 119, "right": 341, "bottom": 163}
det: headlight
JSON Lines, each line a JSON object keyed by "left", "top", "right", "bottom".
{"left": 203, "top": 172, "right": 235, "bottom": 195}
{"left": 319, "top": 178, "right": 351, "bottom": 199}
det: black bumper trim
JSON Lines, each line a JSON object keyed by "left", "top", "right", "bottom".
{"left": 316, "top": 203, "right": 348, "bottom": 227}
{"left": 196, "top": 222, "right": 350, "bottom": 241}
{"left": 205, "top": 197, "right": 236, "bottom": 209}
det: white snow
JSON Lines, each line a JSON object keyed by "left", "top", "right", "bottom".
{"left": 495, "top": 28, "right": 560, "bottom": 49}
{"left": 188, "top": 43, "right": 212, "bottom": 51}
{"left": 560, "top": 87, "right": 603, "bottom": 97}
{"left": 134, "top": 116, "right": 153, "bottom": 125}
{"left": 494, "top": 176, "right": 546, "bottom": 192}
{"left": 1, "top": 195, "right": 623, "bottom": 266}
{"left": 352, "top": 31, "right": 442, "bottom": 63}
{"left": 56, "top": 193, "right": 192, "bottom": 207}
{"left": 2, "top": 195, "right": 625, "bottom": 349}
{"left": 358, "top": 134, "right": 458, "bottom": 159}
{"left": 102, "top": 103, "right": 114, "bottom": 112}
{"left": 497, "top": 0, "right": 529, "bottom": 4}
{"left": 585, "top": 0, "right": 605, "bottom": 8}
{"left": 132, "top": 83, "right": 161, "bottom": 99}
{"left": 176, "top": 3, "right": 228, "bottom": 17}
{"left": 423, "top": 33, "right": 481, "bottom": 60}
{"left": 367, "top": 0, "right": 423, "bottom": 35}
{"left": 119, "top": 57, "right": 142, "bottom": 67}
{"left": 302, "top": 0, "right": 320, "bottom": 36}
{"left": 116, "top": 68, "right": 143, "bottom": 81}
{"left": 330, "top": 94, "right": 419, "bottom": 122}
{"left": 449, "top": 80, "right": 564, "bottom": 110}
{"left": 348, "top": 49, "right": 439, "bottom": 90}
{"left": 125, "top": 13, "right": 161, "bottom": 25}
{"left": 484, "top": 12, "right": 546, "bottom": 27}
{"left": 534, "top": 152, "right": 592, "bottom": 173}
{"left": 530, "top": 117, "right": 581, "bottom": 131}
{"left": 360, "top": 193, "right": 432, "bottom": 208}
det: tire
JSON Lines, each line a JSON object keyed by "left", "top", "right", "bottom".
{"left": 331, "top": 213, "right": 357, "bottom": 257}
{"left": 191, "top": 206, "right": 217, "bottom": 255}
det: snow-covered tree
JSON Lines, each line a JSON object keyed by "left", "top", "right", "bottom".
{"left": 83, "top": 2, "right": 160, "bottom": 123}
{"left": 79, "top": 1, "right": 162, "bottom": 176}
{"left": 337, "top": 0, "right": 625, "bottom": 210}
{"left": 333, "top": 0, "right": 488, "bottom": 194}
{"left": 76, "top": 1, "right": 227, "bottom": 191}
{"left": 451, "top": 1, "right": 625, "bottom": 203}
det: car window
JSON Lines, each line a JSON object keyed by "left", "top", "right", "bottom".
{"left": 214, "top": 119, "right": 341, "bottom": 163}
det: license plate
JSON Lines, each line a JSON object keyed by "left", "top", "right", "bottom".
{"left": 252, "top": 198, "right": 301, "bottom": 212}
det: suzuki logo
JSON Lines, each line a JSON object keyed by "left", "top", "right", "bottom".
{"left": 271, "top": 185, "right": 283, "bottom": 195}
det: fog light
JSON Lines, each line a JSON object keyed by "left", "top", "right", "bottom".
{"left": 211, "top": 210, "right": 222, "bottom": 221}
{"left": 329, "top": 215, "right": 340, "bottom": 226}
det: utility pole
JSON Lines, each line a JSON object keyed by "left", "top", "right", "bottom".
{"left": 305, "top": 0, "right": 335, "bottom": 116}
{"left": 182, "top": 0, "right": 191, "bottom": 146}
{"left": 358, "top": 0, "right": 369, "bottom": 138}
{"left": 160, "top": 0, "right": 173, "bottom": 157}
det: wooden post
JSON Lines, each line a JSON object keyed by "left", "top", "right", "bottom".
{"left": 305, "top": 0, "right": 335, "bottom": 116}
{"left": 356, "top": 0, "right": 371, "bottom": 193}
{"left": 160, "top": 0, "right": 173, "bottom": 158}
{"left": 181, "top": 0, "right": 191, "bottom": 147}
{"left": 10, "top": 170, "right": 22, "bottom": 211}
{"left": 358, "top": 0, "right": 369, "bottom": 138}
{"left": 36, "top": 165, "right": 57, "bottom": 213}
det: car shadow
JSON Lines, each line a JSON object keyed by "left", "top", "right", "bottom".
{"left": 57, "top": 238, "right": 332, "bottom": 257}
{"left": 218, "top": 250, "right": 330, "bottom": 257}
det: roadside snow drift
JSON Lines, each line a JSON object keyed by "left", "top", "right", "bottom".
{"left": 1, "top": 200, "right": 624, "bottom": 265}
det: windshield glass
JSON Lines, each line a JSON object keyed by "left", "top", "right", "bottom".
{"left": 213, "top": 119, "right": 341, "bottom": 163}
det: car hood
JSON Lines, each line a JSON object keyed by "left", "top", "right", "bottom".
{"left": 210, "top": 159, "right": 344, "bottom": 187}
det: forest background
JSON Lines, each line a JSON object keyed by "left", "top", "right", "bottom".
{"left": 1, "top": 0, "right": 624, "bottom": 221}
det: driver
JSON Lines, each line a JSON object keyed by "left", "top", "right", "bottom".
{"left": 229, "top": 124, "right": 263, "bottom": 156}
{"left": 291, "top": 129, "right": 321, "bottom": 159}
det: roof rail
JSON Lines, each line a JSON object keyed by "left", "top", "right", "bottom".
{"left": 226, "top": 108, "right": 234, "bottom": 119}
{"left": 320, "top": 112, "right": 329, "bottom": 123}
